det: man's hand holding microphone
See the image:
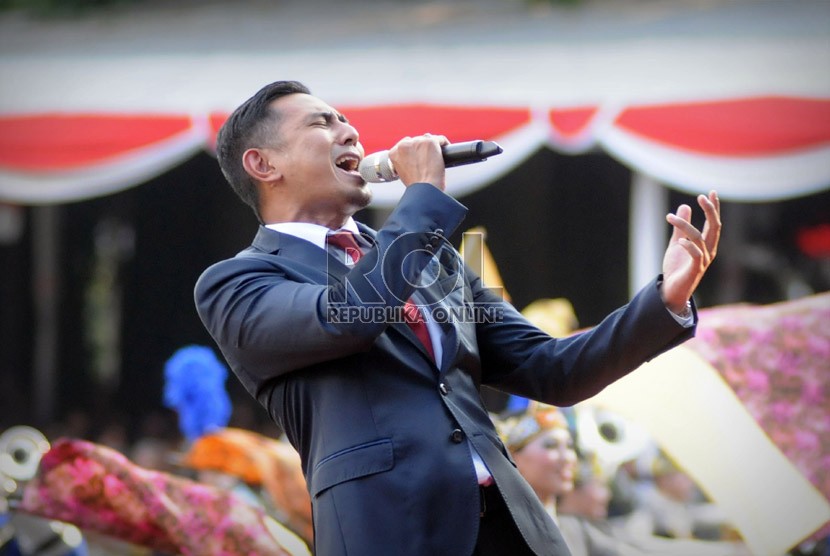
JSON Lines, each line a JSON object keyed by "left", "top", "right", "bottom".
{"left": 359, "top": 134, "right": 504, "bottom": 192}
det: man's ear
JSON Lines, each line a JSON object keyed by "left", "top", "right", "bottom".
{"left": 242, "top": 148, "right": 282, "bottom": 182}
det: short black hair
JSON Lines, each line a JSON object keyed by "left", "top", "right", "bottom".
{"left": 215, "top": 80, "right": 311, "bottom": 221}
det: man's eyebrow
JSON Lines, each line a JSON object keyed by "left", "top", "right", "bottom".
{"left": 305, "top": 111, "right": 330, "bottom": 124}
{"left": 306, "top": 111, "right": 349, "bottom": 124}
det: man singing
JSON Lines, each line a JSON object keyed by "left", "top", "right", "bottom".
{"left": 195, "top": 80, "right": 721, "bottom": 556}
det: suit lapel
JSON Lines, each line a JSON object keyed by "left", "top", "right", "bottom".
{"left": 250, "top": 225, "right": 466, "bottom": 371}
{"left": 349, "top": 224, "right": 443, "bottom": 366}
{"left": 251, "top": 225, "right": 350, "bottom": 285}
{"left": 416, "top": 245, "right": 468, "bottom": 373}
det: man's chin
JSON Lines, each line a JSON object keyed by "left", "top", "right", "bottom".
{"left": 351, "top": 184, "right": 373, "bottom": 210}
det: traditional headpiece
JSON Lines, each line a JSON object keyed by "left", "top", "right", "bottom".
{"left": 163, "top": 345, "right": 231, "bottom": 442}
{"left": 498, "top": 402, "right": 570, "bottom": 453}
{"left": 573, "top": 451, "right": 606, "bottom": 487}
{"left": 521, "top": 298, "right": 578, "bottom": 338}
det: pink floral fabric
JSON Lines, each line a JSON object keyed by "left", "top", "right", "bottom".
{"left": 19, "top": 438, "right": 297, "bottom": 555}
{"left": 686, "top": 292, "right": 830, "bottom": 539}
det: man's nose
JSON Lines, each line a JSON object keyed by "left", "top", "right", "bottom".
{"left": 340, "top": 122, "right": 359, "bottom": 145}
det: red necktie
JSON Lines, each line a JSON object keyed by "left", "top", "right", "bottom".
{"left": 327, "top": 231, "right": 435, "bottom": 362}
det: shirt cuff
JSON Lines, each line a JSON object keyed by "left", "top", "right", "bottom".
{"left": 667, "top": 301, "right": 694, "bottom": 328}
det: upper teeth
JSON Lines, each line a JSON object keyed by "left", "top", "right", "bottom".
{"left": 336, "top": 155, "right": 359, "bottom": 171}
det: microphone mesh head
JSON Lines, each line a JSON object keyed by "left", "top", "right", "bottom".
{"left": 358, "top": 151, "right": 397, "bottom": 183}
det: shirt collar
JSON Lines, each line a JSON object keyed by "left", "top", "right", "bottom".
{"left": 265, "top": 218, "right": 361, "bottom": 250}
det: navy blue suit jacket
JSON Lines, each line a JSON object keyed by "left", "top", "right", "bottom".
{"left": 195, "top": 183, "right": 695, "bottom": 555}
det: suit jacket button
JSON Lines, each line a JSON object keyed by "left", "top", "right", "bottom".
{"left": 439, "top": 383, "right": 450, "bottom": 395}
{"left": 450, "top": 429, "right": 464, "bottom": 443}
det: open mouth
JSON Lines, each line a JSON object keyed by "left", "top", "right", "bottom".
{"left": 335, "top": 153, "right": 360, "bottom": 173}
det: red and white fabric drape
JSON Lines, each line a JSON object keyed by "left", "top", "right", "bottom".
{"left": 2, "top": 96, "right": 828, "bottom": 205}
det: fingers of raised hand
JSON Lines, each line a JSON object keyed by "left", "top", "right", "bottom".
{"left": 698, "top": 190, "right": 722, "bottom": 259}
{"left": 679, "top": 235, "right": 707, "bottom": 269}
{"left": 667, "top": 206, "right": 711, "bottom": 267}
{"left": 666, "top": 204, "right": 692, "bottom": 240}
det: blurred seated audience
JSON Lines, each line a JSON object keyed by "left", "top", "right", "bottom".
{"left": 558, "top": 452, "right": 749, "bottom": 556}
{"left": 497, "top": 404, "right": 749, "bottom": 556}
{"left": 619, "top": 451, "right": 737, "bottom": 542}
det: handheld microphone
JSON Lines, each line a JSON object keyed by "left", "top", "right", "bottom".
{"left": 358, "top": 140, "right": 503, "bottom": 183}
